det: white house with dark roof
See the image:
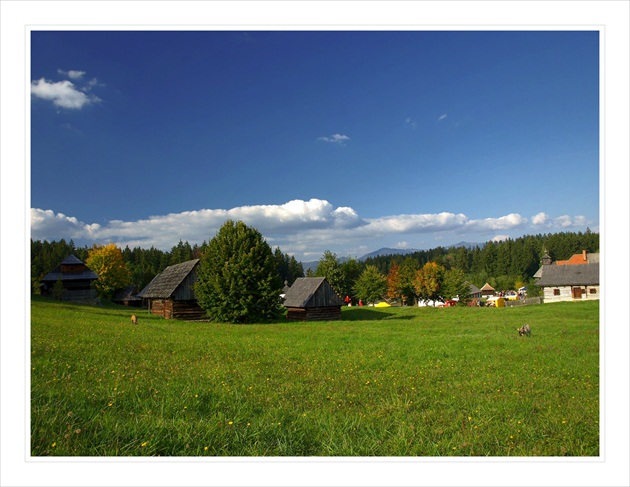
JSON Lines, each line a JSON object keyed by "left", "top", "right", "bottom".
{"left": 535, "top": 262, "right": 600, "bottom": 303}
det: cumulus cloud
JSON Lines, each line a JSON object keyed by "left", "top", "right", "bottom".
{"left": 31, "top": 201, "right": 593, "bottom": 258}
{"left": 317, "top": 134, "right": 350, "bottom": 144}
{"left": 31, "top": 78, "right": 101, "bottom": 109}
{"left": 531, "top": 212, "right": 588, "bottom": 229}
{"left": 554, "top": 215, "right": 589, "bottom": 228}
{"left": 531, "top": 212, "right": 549, "bottom": 226}
{"left": 30, "top": 209, "right": 100, "bottom": 240}
{"left": 464, "top": 213, "right": 528, "bottom": 232}
{"left": 31, "top": 69, "right": 102, "bottom": 109}
{"left": 365, "top": 212, "right": 468, "bottom": 234}
{"left": 57, "top": 69, "right": 86, "bottom": 80}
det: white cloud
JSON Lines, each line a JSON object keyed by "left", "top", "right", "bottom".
{"left": 491, "top": 235, "right": 510, "bottom": 243}
{"left": 531, "top": 212, "right": 588, "bottom": 229}
{"left": 531, "top": 212, "right": 549, "bottom": 226}
{"left": 464, "top": 213, "right": 527, "bottom": 232}
{"left": 365, "top": 212, "right": 468, "bottom": 234}
{"left": 57, "top": 69, "right": 86, "bottom": 80}
{"left": 30, "top": 202, "right": 593, "bottom": 259}
{"left": 30, "top": 208, "right": 100, "bottom": 240}
{"left": 438, "top": 113, "right": 448, "bottom": 122}
{"left": 317, "top": 134, "right": 350, "bottom": 144}
{"left": 31, "top": 78, "right": 100, "bottom": 109}
{"left": 554, "top": 215, "right": 589, "bottom": 228}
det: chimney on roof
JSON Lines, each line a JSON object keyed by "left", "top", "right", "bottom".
{"left": 583, "top": 250, "right": 587, "bottom": 262}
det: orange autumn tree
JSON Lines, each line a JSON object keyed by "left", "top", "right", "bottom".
{"left": 86, "top": 243, "right": 132, "bottom": 300}
{"left": 386, "top": 262, "right": 403, "bottom": 304}
{"left": 388, "top": 259, "right": 419, "bottom": 305}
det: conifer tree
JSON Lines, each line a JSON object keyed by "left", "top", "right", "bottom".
{"left": 195, "top": 220, "right": 283, "bottom": 323}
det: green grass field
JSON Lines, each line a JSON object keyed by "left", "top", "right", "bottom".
{"left": 30, "top": 297, "right": 599, "bottom": 456}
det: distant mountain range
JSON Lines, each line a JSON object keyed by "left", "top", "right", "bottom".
{"left": 357, "top": 247, "right": 421, "bottom": 260}
{"left": 300, "top": 242, "right": 482, "bottom": 271}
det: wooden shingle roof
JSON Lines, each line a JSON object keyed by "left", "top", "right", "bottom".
{"left": 137, "top": 259, "right": 199, "bottom": 299}
{"left": 283, "top": 277, "right": 344, "bottom": 308}
{"left": 468, "top": 283, "right": 481, "bottom": 295}
{"left": 41, "top": 254, "right": 99, "bottom": 282}
{"left": 113, "top": 285, "right": 141, "bottom": 302}
{"left": 535, "top": 263, "right": 599, "bottom": 287}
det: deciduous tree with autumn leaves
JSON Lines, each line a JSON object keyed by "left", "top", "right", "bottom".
{"left": 86, "top": 243, "right": 132, "bottom": 300}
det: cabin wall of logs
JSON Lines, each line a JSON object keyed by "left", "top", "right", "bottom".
{"left": 286, "top": 306, "right": 342, "bottom": 321}
{"left": 149, "top": 299, "right": 206, "bottom": 320}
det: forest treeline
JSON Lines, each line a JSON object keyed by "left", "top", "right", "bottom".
{"left": 30, "top": 239, "right": 304, "bottom": 295}
{"left": 31, "top": 229, "right": 598, "bottom": 297}
{"left": 361, "top": 229, "right": 599, "bottom": 294}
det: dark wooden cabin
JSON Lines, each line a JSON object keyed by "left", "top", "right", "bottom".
{"left": 112, "top": 285, "right": 142, "bottom": 307}
{"left": 137, "top": 259, "right": 205, "bottom": 320}
{"left": 283, "top": 277, "right": 344, "bottom": 321}
{"left": 40, "top": 254, "right": 99, "bottom": 302}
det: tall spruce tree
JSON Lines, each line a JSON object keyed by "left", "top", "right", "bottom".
{"left": 195, "top": 220, "right": 283, "bottom": 323}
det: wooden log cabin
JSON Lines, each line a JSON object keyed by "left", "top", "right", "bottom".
{"left": 40, "top": 254, "right": 99, "bottom": 302}
{"left": 282, "top": 277, "right": 344, "bottom": 321}
{"left": 137, "top": 259, "right": 206, "bottom": 320}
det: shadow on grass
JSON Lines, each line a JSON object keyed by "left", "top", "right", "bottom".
{"left": 341, "top": 307, "right": 413, "bottom": 321}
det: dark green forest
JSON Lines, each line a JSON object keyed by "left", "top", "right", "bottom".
{"left": 362, "top": 230, "right": 598, "bottom": 294}
{"left": 30, "top": 239, "right": 304, "bottom": 295}
{"left": 31, "top": 229, "right": 598, "bottom": 298}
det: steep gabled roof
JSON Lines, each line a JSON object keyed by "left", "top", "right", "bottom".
{"left": 556, "top": 251, "right": 600, "bottom": 265}
{"left": 113, "top": 285, "right": 141, "bottom": 302}
{"left": 535, "top": 263, "right": 599, "bottom": 287}
{"left": 480, "top": 282, "right": 495, "bottom": 291}
{"left": 137, "top": 259, "right": 199, "bottom": 299}
{"left": 468, "top": 283, "right": 481, "bottom": 295}
{"left": 41, "top": 254, "right": 99, "bottom": 282}
{"left": 283, "top": 277, "right": 344, "bottom": 308}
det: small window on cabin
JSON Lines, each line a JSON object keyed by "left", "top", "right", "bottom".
{"left": 589, "top": 288, "right": 597, "bottom": 294}
{"left": 553, "top": 289, "right": 561, "bottom": 296}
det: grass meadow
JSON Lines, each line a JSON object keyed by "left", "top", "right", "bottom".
{"left": 30, "top": 297, "right": 599, "bottom": 457}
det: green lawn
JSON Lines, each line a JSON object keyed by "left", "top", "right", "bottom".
{"left": 30, "top": 297, "right": 599, "bottom": 456}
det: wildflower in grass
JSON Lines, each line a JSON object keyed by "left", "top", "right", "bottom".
{"left": 51, "top": 442, "right": 56, "bottom": 448}
{"left": 204, "top": 446, "right": 208, "bottom": 451}
{"left": 141, "top": 442, "right": 148, "bottom": 447}
{"left": 228, "top": 421, "right": 233, "bottom": 425}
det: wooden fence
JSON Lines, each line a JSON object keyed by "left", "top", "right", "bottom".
{"left": 504, "top": 297, "right": 544, "bottom": 307}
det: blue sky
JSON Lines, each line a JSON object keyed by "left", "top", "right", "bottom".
{"left": 30, "top": 30, "right": 600, "bottom": 260}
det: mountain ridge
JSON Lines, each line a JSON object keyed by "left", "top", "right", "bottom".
{"left": 299, "top": 242, "right": 482, "bottom": 271}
